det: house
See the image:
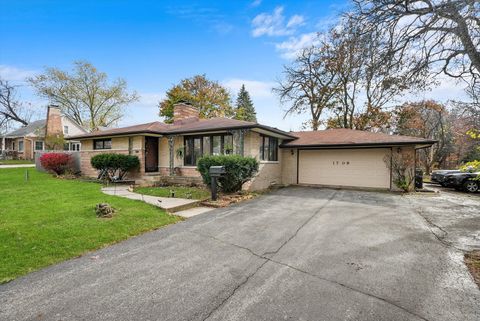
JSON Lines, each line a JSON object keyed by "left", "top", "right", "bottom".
{"left": 0, "top": 106, "right": 87, "bottom": 160}
{"left": 69, "top": 102, "right": 436, "bottom": 191}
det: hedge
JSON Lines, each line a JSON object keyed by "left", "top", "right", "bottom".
{"left": 90, "top": 153, "right": 140, "bottom": 181}
{"left": 197, "top": 155, "right": 259, "bottom": 193}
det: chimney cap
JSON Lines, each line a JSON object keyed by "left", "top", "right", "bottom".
{"left": 174, "top": 100, "right": 193, "bottom": 106}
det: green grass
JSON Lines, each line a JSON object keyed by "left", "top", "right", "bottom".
{"left": 135, "top": 186, "right": 210, "bottom": 200}
{"left": 0, "top": 159, "right": 34, "bottom": 165}
{"left": 0, "top": 168, "right": 180, "bottom": 283}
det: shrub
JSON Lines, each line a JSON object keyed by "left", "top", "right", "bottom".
{"left": 197, "top": 155, "right": 259, "bottom": 193}
{"left": 90, "top": 153, "right": 140, "bottom": 181}
{"left": 40, "top": 153, "right": 72, "bottom": 175}
{"left": 460, "top": 160, "right": 480, "bottom": 172}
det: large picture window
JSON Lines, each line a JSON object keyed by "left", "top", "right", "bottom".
{"left": 93, "top": 139, "right": 112, "bottom": 150}
{"left": 184, "top": 134, "right": 233, "bottom": 166}
{"left": 260, "top": 136, "right": 278, "bottom": 161}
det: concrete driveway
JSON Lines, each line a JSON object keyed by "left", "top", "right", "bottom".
{"left": 1, "top": 187, "right": 479, "bottom": 321}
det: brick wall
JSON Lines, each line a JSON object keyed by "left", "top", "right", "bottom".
{"left": 45, "top": 106, "right": 63, "bottom": 150}
{"left": 173, "top": 103, "right": 199, "bottom": 123}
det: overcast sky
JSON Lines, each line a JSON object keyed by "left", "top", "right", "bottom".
{"left": 0, "top": 0, "right": 468, "bottom": 131}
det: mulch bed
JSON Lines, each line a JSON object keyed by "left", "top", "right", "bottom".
{"left": 200, "top": 193, "right": 258, "bottom": 208}
{"left": 464, "top": 251, "right": 480, "bottom": 289}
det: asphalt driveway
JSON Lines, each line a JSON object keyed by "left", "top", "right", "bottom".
{"left": 1, "top": 187, "right": 479, "bottom": 321}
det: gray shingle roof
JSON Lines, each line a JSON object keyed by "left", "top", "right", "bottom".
{"left": 4, "top": 119, "right": 46, "bottom": 138}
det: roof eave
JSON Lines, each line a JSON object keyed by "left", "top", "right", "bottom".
{"left": 279, "top": 141, "right": 437, "bottom": 149}
{"left": 70, "top": 124, "right": 296, "bottom": 140}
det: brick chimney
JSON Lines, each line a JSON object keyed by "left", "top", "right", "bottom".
{"left": 45, "top": 105, "right": 63, "bottom": 137}
{"left": 173, "top": 102, "right": 199, "bottom": 124}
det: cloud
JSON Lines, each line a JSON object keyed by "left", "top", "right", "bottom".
{"left": 166, "top": 5, "right": 233, "bottom": 35}
{"left": 222, "top": 79, "right": 276, "bottom": 99}
{"left": 286, "top": 15, "right": 305, "bottom": 28}
{"left": 250, "top": 0, "right": 262, "bottom": 8}
{"left": 275, "top": 32, "right": 320, "bottom": 59}
{"left": 251, "top": 6, "right": 305, "bottom": 37}
{"left": 0, "top": 65, "right": 37, "bottom": 82}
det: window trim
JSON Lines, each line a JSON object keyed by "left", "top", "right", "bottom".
{"left": 18, "top": 140, "right": 24, "bottom": 152}
{"left": 93, "top": 138, "right": 112, "bottom": 150}
{"left": 35, "top": 141, "right": 44, "bottom": 151}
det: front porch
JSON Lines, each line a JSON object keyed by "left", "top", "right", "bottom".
{"left": 141, "top": 129, "right": 249, "bottom": 183}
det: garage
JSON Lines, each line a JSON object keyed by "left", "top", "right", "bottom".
{"left": 280, "top": 128, "right": 437, "bottom": 191}
{"left": 298, "top": 148, "right": 391, "bottom": 189}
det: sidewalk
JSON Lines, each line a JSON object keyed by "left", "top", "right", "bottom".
{"left": 101, "top": 185, "right": 213, "bottom": 218}
{"left": 0, "top": 164, "right": 35, "bottom": 169}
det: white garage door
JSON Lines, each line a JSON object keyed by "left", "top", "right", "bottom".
{"left": 298, "top": 148, "right": 391, "bottom": 189}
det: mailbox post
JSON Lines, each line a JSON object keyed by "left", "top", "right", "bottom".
{"left": 209, "top": 166, "right": 226, "bottom": 201}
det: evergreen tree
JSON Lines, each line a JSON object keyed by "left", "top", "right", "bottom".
{"left": 234, "top": 84, "right": 257, "bottom": 122}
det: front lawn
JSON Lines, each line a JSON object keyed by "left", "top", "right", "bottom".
{"left": 0, "top": 168, "right": 180, "bottom": 283}
{"left": 0, "top": 159, "right": 34, "bottom": 165}
{"left": 135, "top": 186, "right": 210, "bottom": 200}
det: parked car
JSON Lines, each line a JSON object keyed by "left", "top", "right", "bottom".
{"left": 431, "top": 169, "right": 461, "bottom": 186}
{"left": 445, "top": 172, "right": 479, "bottom": 193}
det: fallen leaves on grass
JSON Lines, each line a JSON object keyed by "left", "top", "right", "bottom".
{"left": 465, "top": 251, "right": 480, "bottom": 289}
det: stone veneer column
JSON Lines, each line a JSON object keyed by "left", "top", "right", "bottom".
{"left": 168, "top": 136, "right": 175, "bottom": 176}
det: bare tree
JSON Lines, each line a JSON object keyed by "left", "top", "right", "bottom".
{"left": 352, "top": 0, "right": 480, "bottom": 89}
{"left": 326, "top": 15, "right": 426, "bottom": 131}
{"left": 393, "top": 100, "right": 454, "bottom": 173}
{"left": 0, "top": 79, "right": 33, "bottom": 132}
{"left": 29, "top": 61, "right": 139, "bottom": 131}
{"left": 274, "top": 43, "right": 341, "bottom": 130}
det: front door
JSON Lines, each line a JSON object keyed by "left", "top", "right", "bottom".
{"left": 145, "top": 136, "right": 159, "bottom": 172}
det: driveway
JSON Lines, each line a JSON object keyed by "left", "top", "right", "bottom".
{"left": 1, "top": 187, "right": 479, "bottom": 321}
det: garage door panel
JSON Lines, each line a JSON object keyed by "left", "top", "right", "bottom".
{"left": 298, "top": 149, "right": 391, "bottom": 189}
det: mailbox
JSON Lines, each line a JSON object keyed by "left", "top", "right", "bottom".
{"left": 209, "top": 166, "right": 225, "bottom": 201}
{"left": 209, "top": 166, "right": 226, "bottom": 176}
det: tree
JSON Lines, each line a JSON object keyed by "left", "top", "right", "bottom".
{"left": 234, "top": 84, "right": 257, "bottom": 122}
{"left": 351, "top": 0, "right": 480, "bottom": 92}
{"left": 326, "top": 18, "right": 415, "bottom": 131}
{"left": 159, "top": 74, "right": 233, "bottom": 123}
{"left": 274, "top": 44, "right": 341, "bottom": 130}
{"left": 0, "top": 79, "right": 33, "bottom": 132}
{"left": 393, "top": 100, "right": 454, "bottom": 173}
{"left": 28, "top": 61, "right": 138, "bottom": 131}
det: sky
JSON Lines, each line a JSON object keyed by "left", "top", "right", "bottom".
{"left": 0, "top": 0, "right": 468, "bottom": 131}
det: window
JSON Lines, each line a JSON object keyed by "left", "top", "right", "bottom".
{"left": 18, "top": 140, "right": 24, "bottom": 152}
{"left": 260, "top": 136, "right": 278, "bottom": 161}
{"left": 63, "top": 126, "right": 69, "bottom": 134}
{"left": 184, "top": 134, "right": 233, "bottom": 166}
{"left": 35, "top": 141, "right": 44, "bottom": 151}
{"left": 94, "top": 139, "right": 112, "bottom": 150}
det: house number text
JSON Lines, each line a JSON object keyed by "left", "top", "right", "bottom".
{"left": 333, "top": 161, "right": 350, "bottom": 165}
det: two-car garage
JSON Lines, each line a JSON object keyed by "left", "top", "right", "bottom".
{"left": 281, "top": 129, "right": 436, "bottom": 191}
{"left": 297, "top": 148, "right": 391, "bottom": 189}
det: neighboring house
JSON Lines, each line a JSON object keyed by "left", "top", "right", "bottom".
{"left": 70, "top": 103, "right": 436, "bottom": 191}
{"left": 0, "top": 106, "right": 87, "bottom": 160}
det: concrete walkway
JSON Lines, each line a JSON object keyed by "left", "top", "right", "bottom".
{"left": 0, "top": 164, "right": 35, "bottom": 169}
{"left": 101, "top": 185, "right": 213, "bottom": 217}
